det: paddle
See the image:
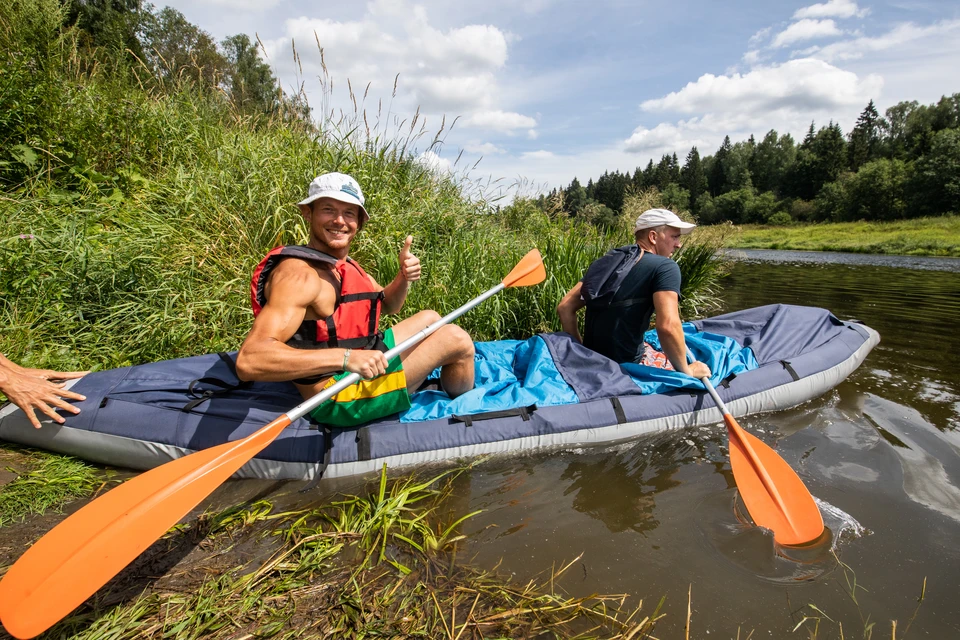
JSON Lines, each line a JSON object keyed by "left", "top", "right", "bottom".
{"left": 688, "top": 349, "right": 824, "bottom": 546}
{"left": 0, "top": 249, "right": 546, "bottom": 640}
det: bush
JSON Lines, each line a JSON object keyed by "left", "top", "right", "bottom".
{"left": 747, "top": 191, "right": 780, "bottom": 224}
{"left": 789, "top": 198, "right": 816, "bottom": 222}
{"left": 767, "top": 211, "right": 793, "bottom": 226}
{"left": 814, "top": 176, "right": 852, "bottom": 222}
{"left": 847, "top": 158, "right": 909, "bottom": 221}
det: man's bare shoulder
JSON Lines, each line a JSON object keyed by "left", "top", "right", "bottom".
{"left": 265, "top": 258, "right": 334, "bottom": 307}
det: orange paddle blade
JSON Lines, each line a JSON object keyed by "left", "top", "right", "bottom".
{"left": 502, "top": 249, "right": 545, "bottom": 288}
{"left": 724, "top": 414, "right": 824, "bottom": 546}
{"left": 0, "top": 415, "right": 292, "bottom": 640}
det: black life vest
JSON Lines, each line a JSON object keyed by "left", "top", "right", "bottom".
{"left": 250, "top": 245, "right": 384, "bottom": 350}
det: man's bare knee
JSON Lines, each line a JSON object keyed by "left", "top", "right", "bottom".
{"left": 417, "top": 309, "right": 442, "bottom": 325}
{"left": 439, "top": 325, "right": 474, "bottom": 361}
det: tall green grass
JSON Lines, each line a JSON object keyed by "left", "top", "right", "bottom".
{"left": 0, "top": 0, "right": 727, "bottom": 374}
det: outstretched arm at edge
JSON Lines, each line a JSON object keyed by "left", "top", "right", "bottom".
{"left": 0, "top": 354, "right": 87, "bottom": 429}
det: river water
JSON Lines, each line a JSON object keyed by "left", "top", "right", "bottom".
{"left": 448, "top": 249, "right": 960, "bottom": 637}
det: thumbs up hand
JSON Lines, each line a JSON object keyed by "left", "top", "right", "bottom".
{"left": 399, "top": 235, "right": 421, "bottom": 282}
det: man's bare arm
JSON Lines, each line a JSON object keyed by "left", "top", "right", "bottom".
{"left": 236, "top": 261, "right": 390, "bottom": 382}
{"left": 236, "top": 262, "right": 344, "bottom": 381}
{"left": 653, "top": 290, "right": 711, "bottom": 378}
{"left": 557, "top": 282, "right": 586, "bottom": 343}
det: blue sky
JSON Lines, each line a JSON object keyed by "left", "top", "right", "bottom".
{"left": 158, "top": 0, "right": 960, "bottom": 200}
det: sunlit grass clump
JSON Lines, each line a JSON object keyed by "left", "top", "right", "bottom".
{"left": 0, "top": 446, "right": 109, "bottom": 527}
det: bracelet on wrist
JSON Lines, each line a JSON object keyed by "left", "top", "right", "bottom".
{"left": 342, "top": 349, "right": 352, "bottom": 370}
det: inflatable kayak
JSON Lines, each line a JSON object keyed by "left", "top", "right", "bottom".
{"left": 0, "top": 305, "right": 879, "bottom": 480}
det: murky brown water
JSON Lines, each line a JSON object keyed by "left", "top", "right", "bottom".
{"left": 450, "top": 250, "right": 960, "bottom": 637}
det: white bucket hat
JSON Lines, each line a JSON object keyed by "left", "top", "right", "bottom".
{"left": 634, "top": 208, "right": 696, "bottom": 234}
{"left": 297, "top": 172, "right": 369, "bottom": 224}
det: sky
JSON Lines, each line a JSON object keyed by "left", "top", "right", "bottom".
{"left": 157, "top": 0, "right": 960, "bottom": 200}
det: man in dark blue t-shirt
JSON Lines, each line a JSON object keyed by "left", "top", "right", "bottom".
{"left": 557, "top": 208, "right": 711, "bottom": 378}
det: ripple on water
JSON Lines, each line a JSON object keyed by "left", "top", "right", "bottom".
{"left": 694, "top": 490, "right": 867, "bottom": 584}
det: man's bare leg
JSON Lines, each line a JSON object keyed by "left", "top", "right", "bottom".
{"left": 390, "top": 310, "right": 475, "bottom": 398}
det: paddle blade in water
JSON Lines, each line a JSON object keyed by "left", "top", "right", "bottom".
{"left": 0, "top": 415, "right": 292, "bottom": 640}
{"left": 724, "top": 415, "right": 824, "bottom": 546}
{"left": 502, "top": 249, "right": 545, "bottom": 288}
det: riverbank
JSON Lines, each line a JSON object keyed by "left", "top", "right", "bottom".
{"left": 727, "top": 216, "right": 960, "bottom": 256}
{"left": 0, "top": 446, "right": 658, "bottom": 639}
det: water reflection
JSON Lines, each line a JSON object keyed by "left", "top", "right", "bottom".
{"left": 559, "top": 432, "right": 728, "bottom": 535}
{"left": 862, "top": 393, "right": 960, "bottom": 522}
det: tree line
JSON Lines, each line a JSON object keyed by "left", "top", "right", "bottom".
{"left": 68, "top": 0, "right": 295, "bottom": 114}
{"left": 540, "top": 96, "right": 960, "bottom": 226}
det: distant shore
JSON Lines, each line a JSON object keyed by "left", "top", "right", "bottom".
{"left": 725, "top": 216, "right": 960, "bottom": 257}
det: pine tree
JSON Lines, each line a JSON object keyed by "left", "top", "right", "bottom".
{"left": 848, "top": 100, "right": 882, "bottom": 170}
{"left": 681, "top": 147, "right": 708, "bottom": 214}
{"left": 564, "top": 177, "right": 587, "bottom": 215}
{"left": 708, "top": 136, "right": 732, "bottom": 196}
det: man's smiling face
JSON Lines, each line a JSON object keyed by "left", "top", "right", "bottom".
{"left": 305, "top": 197, "right": 361, "bottom": 257}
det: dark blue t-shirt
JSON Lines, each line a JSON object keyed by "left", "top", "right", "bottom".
{"left": 583, "top": 251, "right": 681, "bottom": 363}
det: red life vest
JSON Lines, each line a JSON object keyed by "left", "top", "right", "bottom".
{"left": 251, "top": 245, "right": 384, "bottom": 350}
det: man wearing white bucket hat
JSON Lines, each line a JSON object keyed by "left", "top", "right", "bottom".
{"left": 557, "top": 208, "right": 710, "bottom": 378}
{"left": 237, "top": 172, "right": 475, "bottom": 427}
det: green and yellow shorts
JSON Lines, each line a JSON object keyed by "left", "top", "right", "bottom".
{"left": 308, "top": 328, "right": 412, "bottom": 428}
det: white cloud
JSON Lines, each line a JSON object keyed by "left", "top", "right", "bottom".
{"left": 810, "top": 19, "right": 960, "bottom": 62}
{"left": 640, "top": 58, "right": 882, "bottom": 115}
{"left": 624, "top": 121, "right": 709, "bottom": 153}
{"left": 464, "top": 142, "right": 505, "bottom": 154}
{"left": 407, "top": 74, "right": 497, "bottom": 111}
{"left": 749, "top": 26, "right": 773, "bottom": 47}
{"left": 793, "top": 0, "right": 867, "bottom": 20}
{"left": 742, "top": 50, "right": 761, "bottom": 65}
{"left": 259, "top": 0, "right": 535, "bottom": 137}
{"left": 462, "top": 110, "right": 537, "bottom": 131}
{"left": 183, "top": 0, "right": 282, "bottom": 8}
{"left": 772, "top": 19, "right": 843, "bottom": 48}
{"left": 621, "top": 57, "right": 885, "bottom": 161}
{"left": 521, "top": 150, "right": 556, "bottom": 160}
{"left": 414, "top": 150, "right": 452, "bottom": 174}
